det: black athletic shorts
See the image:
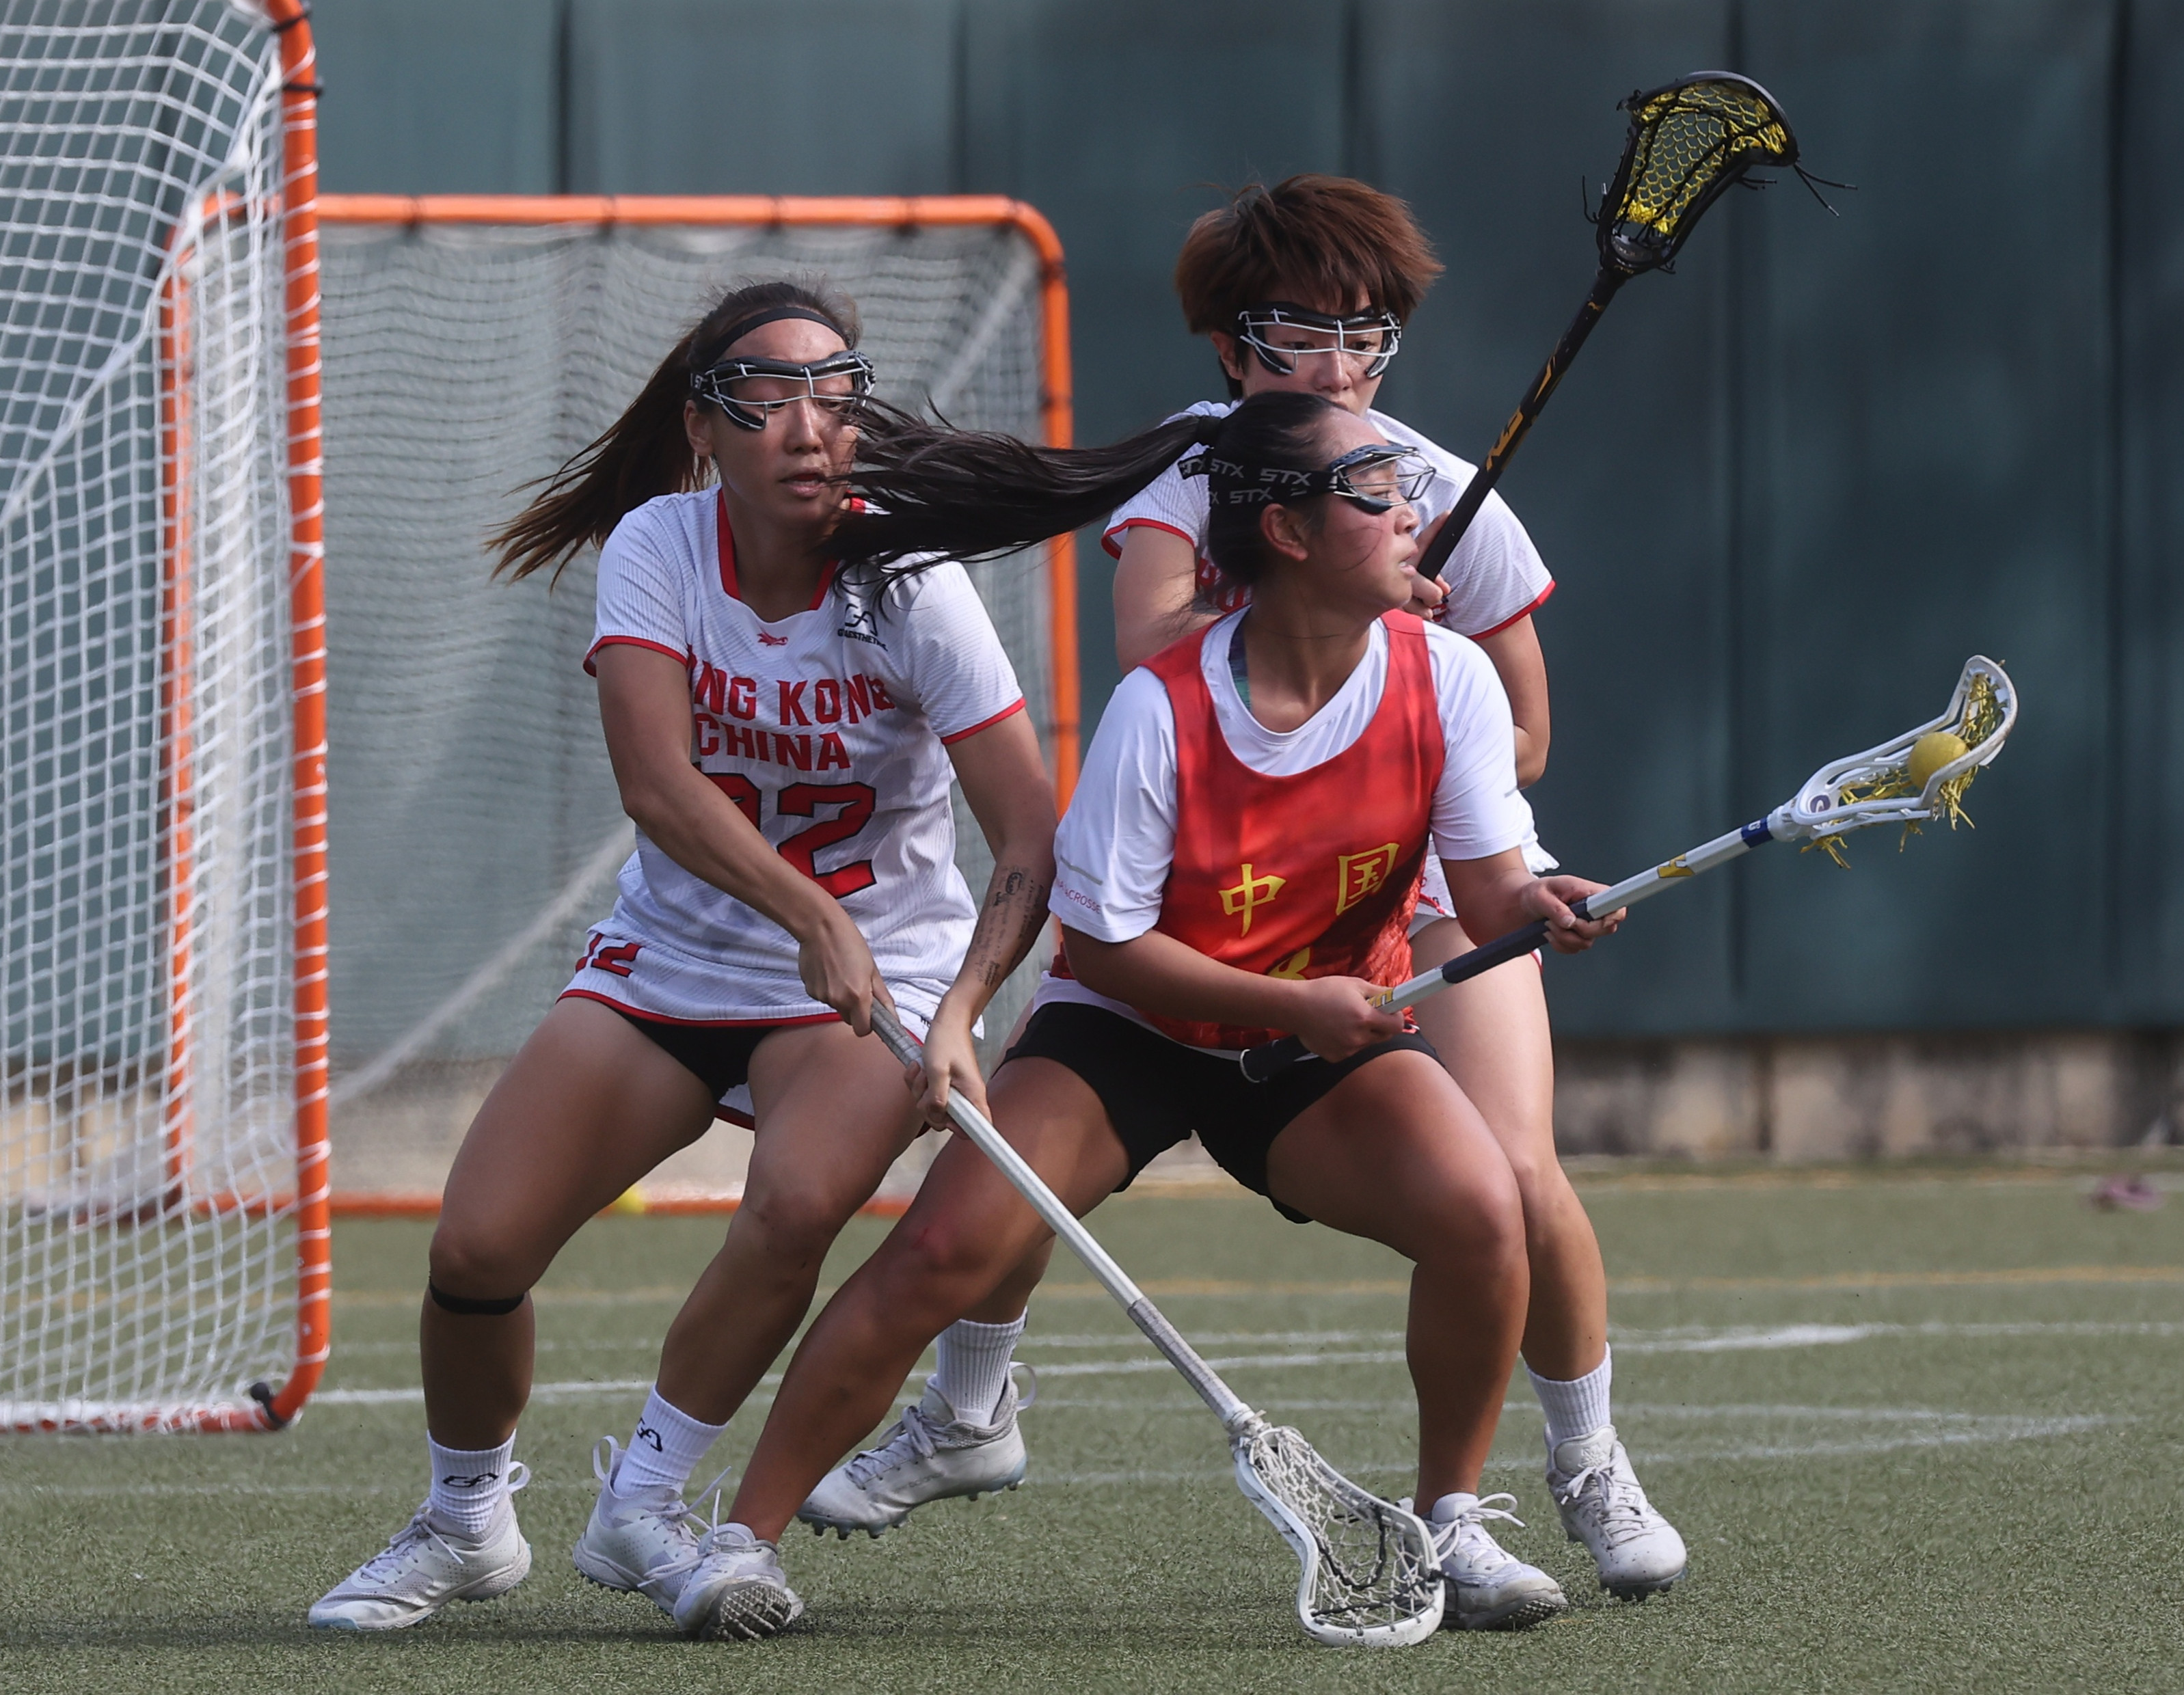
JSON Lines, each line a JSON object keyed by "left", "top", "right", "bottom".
{"left": 1002, "top": 1001, "right": 1438, "bottom": 1224}
{"left": 606, "top": 1005, "right": 776, "bottom": 1103}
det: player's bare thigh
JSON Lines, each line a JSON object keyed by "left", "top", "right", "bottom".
{"left": 433, "top": 996, "right": 719, "bottom": 1294}
{"left": 1408, "top": 913, "right": 1556, "bottom": 1174}
{"left": 737, "top": 1020, "right": 930, "bottom": 1238}
{"left": 886, "top": 1055, "right": 1135, "bottom": 1297}
{"left": 1261, "top": 1046, "right": 1522, "bottom": 1256}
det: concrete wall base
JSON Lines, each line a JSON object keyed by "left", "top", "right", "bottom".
{"left": 1554, "top": 1030, "right": 2184, "bottom": 1161}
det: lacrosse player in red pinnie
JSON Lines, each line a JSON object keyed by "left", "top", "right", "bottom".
{"left": 815, "top": 174, "right": 1688, "bottom": 1609}
{"left": 711, "top": 390, "right": 1628, "bottom": 1636}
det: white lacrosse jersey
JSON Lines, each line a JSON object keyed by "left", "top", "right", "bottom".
{"left": 1101, "top": 398, "right": 1555, "bottom": 639}
{"left": 564, "top": 488, "right": 1024, "bottom": 1029}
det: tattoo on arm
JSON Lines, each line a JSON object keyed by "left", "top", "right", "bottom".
{"left": 960, "top": 860, "right": 1052, "bottom": 1000}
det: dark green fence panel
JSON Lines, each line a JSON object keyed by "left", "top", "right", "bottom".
{"left": 2118, "top": 0, "right": 2184, "bottom": 1022}
{"left": 961, "top": 0, "right": 1350, "bottom": 711}
{"left": 563, "top": 0, "right": 963, "bottom": 195}
{"left": 295, "top": 0, "right": 2181, "bottom": 1038}
{"left": 312, "top": 0, "right": 560, "bottom": 193}
{"left": 1358, "top": 0, "right": 1740, "bottom": 1037}
{"left": 1736, "top": 1, "right": 2115, "bottom": 1030}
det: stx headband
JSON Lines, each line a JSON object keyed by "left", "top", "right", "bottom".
{"left": 1233, "top": 302, "right": 1404, "bottom": 380}
{"left": 1181, "top": 442, "right": 1437, "bottom": 515}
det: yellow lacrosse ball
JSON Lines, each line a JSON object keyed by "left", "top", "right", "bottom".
{"left": 1907, "top": 731, "right": 1971, "bottom": 790}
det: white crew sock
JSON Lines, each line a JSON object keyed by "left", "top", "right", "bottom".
{"left": 427, "top": 1434, "right": 515, "bottom": 1540}
{"left": 615, "top": 1387, "right": 727, "bottom": 1497}
{"left": 933, "top": 1314, "right": 1025, "bottom": 1424}
{"left": 1528, "top": 1346, "right": 1613, "bottom": 1453}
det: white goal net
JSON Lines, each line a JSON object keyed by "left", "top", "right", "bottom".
{"left": 0, "top": 1, "right": 321, "bottom": 1430}
{"left": 314, "top": 200, "right": 1073, "bottom": 1206}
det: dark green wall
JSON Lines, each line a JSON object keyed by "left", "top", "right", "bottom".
{"left": 308, "top": 0, "right": 2184, "bottom": 1037}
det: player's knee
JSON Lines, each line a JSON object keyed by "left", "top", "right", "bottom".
{"left": 1419, "top": 1165, "right": 1527, "bottom": 1279}
{"left": 427, "top": 1221, "right": 538, "bottom": 1305}
{"left": 735, "top": 1182, "right": 854, "bottom": 1269}
{"left": 893, "top": 1209, "right": 1014, "bottom": 1300}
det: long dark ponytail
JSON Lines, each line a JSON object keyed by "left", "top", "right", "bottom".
{"left": 830, "top": 390, "right": 1345, "bottom": 586}
{"left": 491, "top": 276, "right": 862, "bottom": 582}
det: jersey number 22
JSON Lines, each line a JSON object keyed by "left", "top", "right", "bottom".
{"left": 707, "top": 774, "right": 878, "bottom": 897}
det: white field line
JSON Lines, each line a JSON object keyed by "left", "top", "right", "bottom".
{"left": 1, "top": 1411, "right": 2122, "bottom": 1500}
{"left": 1029, "top": 1415, "right": 2120, "bottom": 1487}
{"left": 308, "top": 1318, "right": 2184, "bottom": 1407}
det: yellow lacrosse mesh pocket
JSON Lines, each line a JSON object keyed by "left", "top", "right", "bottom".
{"left": 1601, "top": 74, "right": 1801, "bottom": 273}
{"left": 1807, "top": 668, "right": 2008, "bottom": 865}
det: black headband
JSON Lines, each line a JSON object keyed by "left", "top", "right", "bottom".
{"left": 707, "top": 304, "right": 852, "bottom": 358}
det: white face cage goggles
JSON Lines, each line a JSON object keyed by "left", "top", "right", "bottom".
{"left": 690, "top": 349, "right": 876, "bottom": 431}
{"left": 1182, "top": 442, "right": 1437, "bottom": 514}
{"left": 1234, "top": 302, "right": 1405, "bottom": 379}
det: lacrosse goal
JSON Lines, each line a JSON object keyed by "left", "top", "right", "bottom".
{"left": 311, "top": 196, "right": 1077, "bottom": 1212}
{"left": 0, "top": 0, "right": 327, "bottom": 1430}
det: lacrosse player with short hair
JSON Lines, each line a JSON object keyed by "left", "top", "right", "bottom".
{"left": 686, "top": 390, "right": 1621, "bottom": 1637}
{"left": 822, "top": 175, "right": 1686, "bottom": 1603}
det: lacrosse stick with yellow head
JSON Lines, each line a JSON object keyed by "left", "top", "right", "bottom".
{"left": 1419, "top": 71, "right": 1824, "bottom": 582}
{"left": 1241, "top": 657, "right": 2017, "bottom": 1082}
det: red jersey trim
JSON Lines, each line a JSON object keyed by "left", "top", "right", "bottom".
{"left": 1464, "top": 580, "right": 1556, "bottom": 641}
{"left": 583, "top": 635, "right": 694, "bottom": 677}
{"left": 939, "top": 696, "right": 1027, "bottom": 746}
{"left": 716, "top": 487, "right": 837, "bottom": 613}
{"left": 1101, "top": 517, "right": 1195, "bottom": 559}
{"left": 558, "top": 988, "right": 841, "bottom": 1031}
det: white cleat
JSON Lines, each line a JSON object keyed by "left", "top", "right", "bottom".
{"left": 1548, "top": 1424, "right": 1688, "bottom": 1599}
{"left": 671, "top": 1522, "right": 805, "bottom": 1641}
{"left": 570, "top": 1436, "right": 727, "bottom": 1616}
{"left": 1414, "top": 1491, "right": 1570, "bottom": 1631}
{"left": 796, "top": 1368, "right": 1033, "bottom": 1538}
{"left": 308, "top": 1465, "right": 532, "bottom": 1631}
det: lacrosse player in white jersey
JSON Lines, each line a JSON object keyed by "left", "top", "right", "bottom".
{"left": 814, "top": 176, "right": 1686, "bottom": 1603}
{"left": 308, "top": 280, "right": 1058, "bottom": 1634}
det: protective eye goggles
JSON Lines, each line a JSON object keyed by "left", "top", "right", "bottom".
{"left": 1180, "top": 443, "right": 1437, "bottom": 515}
{"left": 1233, "top": 303, "right": 1404, "bottom": 380}
{"left": 689, "top": 350, "right": 876, "bottom": 431}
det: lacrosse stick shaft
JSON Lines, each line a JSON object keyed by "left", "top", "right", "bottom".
{"left": 1418, "top": 267, "right": 1626, "bottom": 583}
{"left": 868, "top": 1003, "right": 1257, "bottom": 1432}
{"left": 1238, "top": 816, "right": 1772, "bottom": 1082}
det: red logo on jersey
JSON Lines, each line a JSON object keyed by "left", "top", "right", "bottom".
{"left": 757, "top": 631, "right": 788, "bottom": 646}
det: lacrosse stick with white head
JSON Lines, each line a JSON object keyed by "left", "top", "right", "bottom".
{"left": 866, "top": 1003, "right": 1444, "bottom": 1646}
{"left": 1241, "top": 657, "right": 2017, "bottom": 1082}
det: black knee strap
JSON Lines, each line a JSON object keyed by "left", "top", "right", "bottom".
{"left": 428, "top": 1281, "right": 527, "bottom": 1317}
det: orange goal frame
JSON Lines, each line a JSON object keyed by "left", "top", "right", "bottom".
{"left": 117, "top": 0, "right": 329, "bottom": 1434}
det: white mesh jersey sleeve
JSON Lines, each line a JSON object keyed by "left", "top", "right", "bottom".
{"left": 586, "top": 493, "right": 703, "bottom": 673}
{"left": 1101, "top": 398, "right": 1233, "bottom": 556}
{"left": 1423, "top": 624, "right": 1535, "bottom": 862}
{"left": 878, "top": 558, "right": 1027, "bottom": 744}
{"left": 1369, "top": 411, "right": 1555, "bottom": 640}
{"left": 1048, "top": 666, "right": 1178, "bottom": 943}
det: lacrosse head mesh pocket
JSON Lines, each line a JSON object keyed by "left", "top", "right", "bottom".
{"left": 1789, "top": 656, "right": 2019, "bottom": 865}
{"left": 1598, "top": 72, "right": 1798, "bottom": 274}
{"left": 1230, "top": 1422, "right": 1444, "bottom": 1646}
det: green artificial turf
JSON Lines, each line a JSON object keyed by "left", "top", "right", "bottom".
{"left": 5, "top": 1167, "right": 2184, "bottom": 1692}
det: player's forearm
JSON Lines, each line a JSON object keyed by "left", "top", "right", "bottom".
{"left": 620, "top": 765, "right": 839, "bottom": 945}
{"left": 1062, "top": 926, "right": 1315, "bottom": 1031}
{"left": 1436, "top": 852, "right": 1540, "bottom": 943}
{"left": 937, "top": 845, "right": 1055, "bottom": 1024}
